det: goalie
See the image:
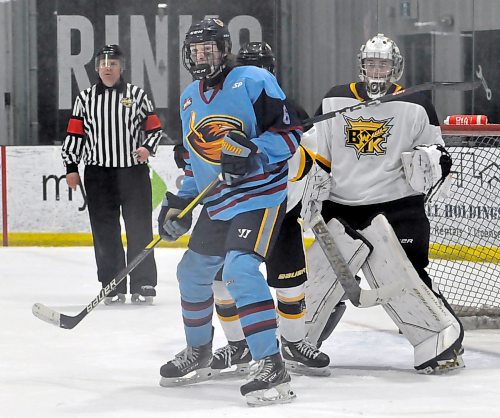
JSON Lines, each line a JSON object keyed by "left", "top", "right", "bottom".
{"left": 303, "top": 33, "right": 464, "bottom": 374}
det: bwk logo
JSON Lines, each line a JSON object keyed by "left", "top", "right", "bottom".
{"left": 238, "top": 228, "right": 252, "bottom": 239}
{"left": 343, "top": 115, "right": 393, "bottom": 158}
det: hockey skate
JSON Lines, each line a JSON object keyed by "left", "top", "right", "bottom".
{"left": 240, "top": 353, "right": 295, "bottom": 406}
{"left": 416, "top": 346, "right": 465, "bottom": 375}
{"left": 210, "top": 339, "right": 252, "bottom": 378}
{"left": 159, "top": 340, "right": 214, "bottom": 387}
{"left": 103, "top": 293, "right": 126, "bottom": 305}
{"left": 281, "top": 337, "right": 331, "bottom": 376}
{"left": 131, "top": 285, "right": 156, "bottom": 305}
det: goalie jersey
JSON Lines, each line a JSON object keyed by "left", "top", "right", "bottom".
{"left": 315, "top": 82, "right": 444, "bottom": 206}
{"left": 178, "top": 65, "right": 302, "bottom": 220}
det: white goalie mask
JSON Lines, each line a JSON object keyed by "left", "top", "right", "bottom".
{"left": 358, "top": 34, "right": 404, "bottom": 98}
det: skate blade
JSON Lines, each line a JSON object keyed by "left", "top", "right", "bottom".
{"left": 103, "top": 294, "right": 126, "bottom": 305}
{"left": 245, "top": 383, "right": 297, "bottom": 407}
{"left": 211, "top": 363, "right": 250, "bottom": 380}
{"left": 131, "top": 294, "right": 154, "bottom": 305}
{"left": 285, "top": 360, "right": 331, "bottom": 377}
{"left": 417, "top": 355, "right": 465, "bottom": 375}
{"left": 159, "top": 367, "right": 215, "bottom": 387}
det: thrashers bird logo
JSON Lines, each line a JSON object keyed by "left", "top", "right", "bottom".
{"left": 186, "top": 112, "right": 244, "bottom": 164}
{"left": 344, "top": 116, "right": 393, "bottom": 159}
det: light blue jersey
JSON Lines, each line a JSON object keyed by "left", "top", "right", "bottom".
{"left": 178, "top": 65, "right": 302, "bottom": 220}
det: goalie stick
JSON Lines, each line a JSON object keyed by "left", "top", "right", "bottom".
{"left": 309, "top": 207, "right": 405, "bottom": 308}
{"left": 32, "top": 176, "right": 221, "bottom": 330}
{"left": 303, "top": 81, "right": 480, "bottom": 127}
{"left": 424, "top": 173, "right": 453, "bottom": 204}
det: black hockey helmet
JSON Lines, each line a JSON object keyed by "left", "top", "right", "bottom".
{"left": 182, "top": 18, "right": 232, "bottom": 80}
{"left": 237, "top": 42, "right": 276, "bottom": 75}
{"left": 94, "top": 44, "right": 125, "bottom": 72}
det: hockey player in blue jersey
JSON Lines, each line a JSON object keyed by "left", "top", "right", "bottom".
{"left": 157, "top": 18, "right": 302, "bottom": 406}
{"left": 209, "top": 42, "right": 330, "bottom": 378}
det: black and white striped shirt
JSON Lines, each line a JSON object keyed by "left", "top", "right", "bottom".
{"left": 62, "top": 80, "right": 162, "bottom": 173}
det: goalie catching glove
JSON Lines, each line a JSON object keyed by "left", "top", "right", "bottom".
{"left": 220, "top": 130, "right": 257, "bottom": 185}
{"left": 157, "top": 192, "right": 193, "bottom": 241}
{"left": 401, "top": 144, "right": 452, "bottom": 194}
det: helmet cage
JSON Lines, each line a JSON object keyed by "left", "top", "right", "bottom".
{"left": 237, "top": 42, "right": 276, "bottom": 74}
{"left": 358, "top": 34, "right": 404, "bottom": 98}
{"left": 182, "top": 18, "right": 232, "bottom": 81}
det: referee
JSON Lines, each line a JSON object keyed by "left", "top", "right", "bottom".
{"left": 62, "top": 44, "right": 162, "bottom": 305}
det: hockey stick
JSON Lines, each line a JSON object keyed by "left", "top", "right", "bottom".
{"left": 303, "top": 81, "right": 481, "bottom": 127}
{"left": 424, "top": 173, "right": 453, "bottom": 204}
{"left": 309, "top": 207, "right": 405, "bottom": 308}
{"left": 32, "top": 176, "right": 221, "bottom": 329}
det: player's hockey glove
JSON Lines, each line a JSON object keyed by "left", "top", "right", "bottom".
{"left": 173, "top": 143, "right": 187, "bottom": 170}
{"left": 157, "top": 192, "right": 192, "bottom": 241}
{"left": 220, "top": 130, "right": 257, "bottom": 185}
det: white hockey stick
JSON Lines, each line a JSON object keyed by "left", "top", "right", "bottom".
{"left": 309, "top": 208, "right": 405, "bottom": 308}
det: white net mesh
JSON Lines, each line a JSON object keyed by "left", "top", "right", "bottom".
{"left": 428, "top": 126, "right": 500, "bottom": 325}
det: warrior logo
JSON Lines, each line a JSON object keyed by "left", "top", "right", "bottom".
{"left": 237, "top": 228, "right": 252, "bottom": 239}
{"left": 344, "top": 116, "right": 393, "bottom": 159}
{"left": 186, "top": 112, "right": 244, "bottom": 164}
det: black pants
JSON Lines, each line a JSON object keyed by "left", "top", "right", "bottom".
{"left": 84, "top": 164, "right": 157, "bottom": 294}
{"left": 321, "top": 195, "right": 433, "bottom": 289}
{"left": 265, "top": 203, "right": 307, "bottom": 288}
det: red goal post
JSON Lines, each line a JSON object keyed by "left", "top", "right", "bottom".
{"left": 428, "top": 124, "right": 500, "bottom": 328}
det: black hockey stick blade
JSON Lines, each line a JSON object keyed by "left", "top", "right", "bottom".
{"left": 32, "top": 237, "right": 162, "bottom": 329}
{"left": 303, "top": 80, "right": 481, "bottom": 127}
{"left": 32, "top": 176, "right": 221, "bottom": 329}
{"left": 310, "top": 213, "right": 405, "bottom": 308}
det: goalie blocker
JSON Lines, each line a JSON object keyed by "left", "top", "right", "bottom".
{"left": 305, "top": 214, "right": 464, "bottom": 373}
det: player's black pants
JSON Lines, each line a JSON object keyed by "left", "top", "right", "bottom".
{"left": 84, "top": 164, "right": 157, "bottom": 295}
{"left": 321, "top": 195, "right": 433, "bottom": 289}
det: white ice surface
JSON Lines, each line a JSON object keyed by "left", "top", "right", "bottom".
{"left": 1, "top": 247, "right": 500, "bottom": 418}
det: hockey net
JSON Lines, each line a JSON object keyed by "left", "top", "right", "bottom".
{"left": 428, "top": 125, "right": 500, "bottom": 329}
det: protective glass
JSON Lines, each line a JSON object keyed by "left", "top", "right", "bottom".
{"left": 94, "top": 56, "right": 125, "bottom": 72}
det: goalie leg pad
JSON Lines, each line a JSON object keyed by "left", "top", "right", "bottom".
{"left": 305, "top": 217, "right": 372, "bottom": 345}
{"left": 359, "top": 214, "right": 464, "bottom": 370}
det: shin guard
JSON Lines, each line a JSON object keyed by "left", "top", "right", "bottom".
{"left": 359, "top": 214, "right": 464, "bottom": 371}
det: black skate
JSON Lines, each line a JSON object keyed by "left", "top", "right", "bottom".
{"left": 240, "top": 353, "right": 296, "bottom": 406}
{"left": 416, "top": 346, "right": 465, "bottom": 375}
{"left": 416, "top": 296, "right": 465, "bottom": 375}
{"left": 159, "top": 340, "right": 214, "bottom": 387}
{"left": 210, "top": 339, "right": 252, "bottom": 378}
{"left": 131, "top": 285, "right": 156, "bottom": 305}
{"left": 281, "top": 337, "right": 331, "bottom": 376}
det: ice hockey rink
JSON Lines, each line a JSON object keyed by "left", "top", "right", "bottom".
{"left": 1, "top": 246, "right": 500, "bottom": 418}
